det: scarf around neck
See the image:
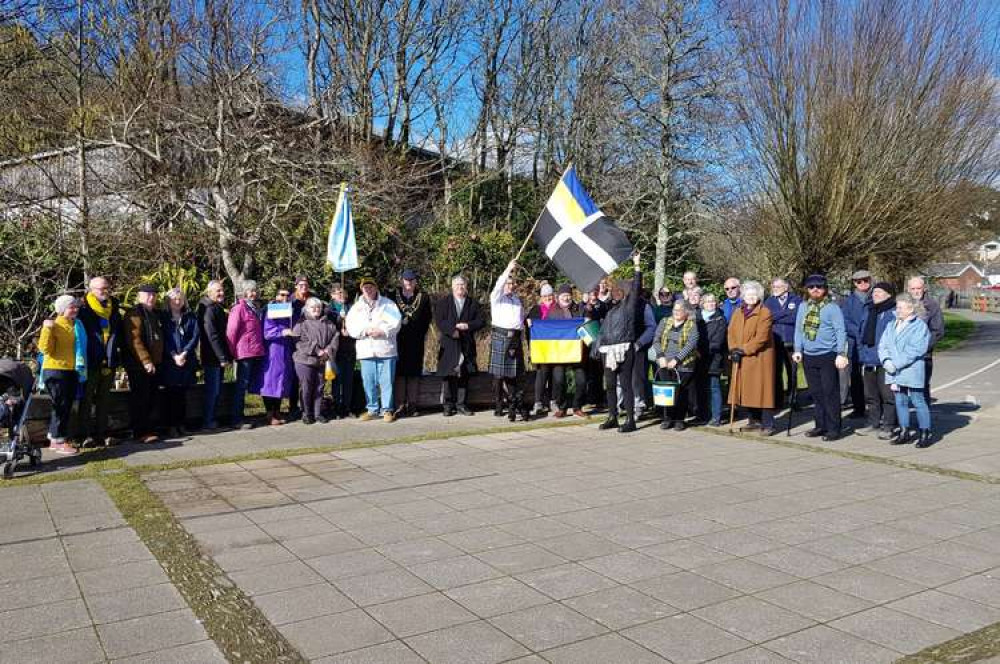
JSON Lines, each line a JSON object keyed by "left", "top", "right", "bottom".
{"left": 862, "top": 297, "right": 895, "bottom": 347}
{"left": 803, "top": 297, "right": 829, "bottom": 341}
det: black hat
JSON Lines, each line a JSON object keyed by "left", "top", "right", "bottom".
{"left": 136, "top": 284, "right": 158, "bottom": 294}
{"left": 803, "top": 274, "right": 828, "bottom": 288}
{"left": 358, "top": 274, "right": 377, "bottom": 287}
{"left": 401, "top": 269, "right": 418, "bottom": 281}
{"left": 872, "top": 281, "right": 895, "bottom": 296}
{"left": 556, "top": 284, "right": 573, "bottom": 295}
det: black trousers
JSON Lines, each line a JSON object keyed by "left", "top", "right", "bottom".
{"left": 552, "top": 364, "right": 587, "bottom": 411}
{"left": 632, "top": 345, "right": 652, "bottom": 409}
{"left": 924, "top": 355, "right": 934, "bottom": 400}
{"left": 295, "top": 364, "right": 324, "bottom": 420}
{"left": 659, "top": 369, "right": 696, "bottom": 423}
{"left": 534, "top": 365, "right": 553, "bottom": 407}
{"left": 849, "top": 360, "right": 865, "bottom": 414}
{"left": 43, "top": 370, "right": 78, "bottom": 440}
{"left": 604, "top": 347, "right": 635, "bottom": 420}
{"left": 126, "top": 367, "right": 159, "bottom": 437}
{"left": 803, "top": 353, "right": 841, "bottom": 434}
{"left": 694, "top": 363, "right": 710, "bottom": 420}
{"left": 493, "top": 377, "right": 524, "bottom": 409}
{"left": 262, "top": 396, "right": 282, "bottom": 414}
{"left": 585, "top": 356, "right": 605, "bottom": 406}
{"left": 774, "top": 342, "right": 795, "bottom": 408}
{"left": 445, "top": 374, "right": 469, "bottom": 406}
{"left": 160, "top": 385, "right": 189, "bottom": 430}
{"left": 861, "top": 366, "right": 897, "bottom": 430}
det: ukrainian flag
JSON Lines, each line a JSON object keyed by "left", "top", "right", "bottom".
{"left": 533, "top": 166, "right": 633, "bottom": 291}
{"left": 529, "top": 318, "right": 585, "bottom": 364}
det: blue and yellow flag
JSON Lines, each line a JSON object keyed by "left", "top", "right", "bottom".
{"left": 327, "top": 183, "right": 358, "bottom": 272}
{"left": 533, "top": 166, "right": 633, "bottom": 291}
{"left": 529, "top": 318, "right": 585, "bottom": 364}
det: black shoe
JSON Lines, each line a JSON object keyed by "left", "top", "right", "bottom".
{"left": 891, "top": 428, "right": 913, "bottom": 445}
{"left": 915, "top": 429, "right": 935, "bottom": 448}
{"left": 443, "top": 405, "right": 456, "bottom": 417}
{"left": 660, "top": 420, "right": 674, "bottom": 430}
{"left": 743, "top": 421, "right": 761, "bottom": 431}
{"left": 456, "top": 405, "right": 474, "bottom": 416}
{"left": 494, "top": 403, "right": 505, "bottom": 417}
{"left": 804, "top": 427, "right": 824, "bottom": 438}
{"left": 760, "top": 427, "right": 776, "bottom": 436}
{"left": 517, "top": 409, "right": 532, "bottom": 422}
{"left": 674, "top": 420, "right": 686, "bottom": 432}
{"left": 848, "top": 411, "right": 866, "bottom": 420}
{"left": 618, "top": 418, "right": 637, "bottom": 433}
{"left": 316, "top": 416, "right": 329, "bottom": 424}
{"left": 302, "top": 417, "right": 315, "bottom": 425}
{"left": 822, "top": 431, "right": 842, "bottom": 442}
{"left": 599, "top": 416, "right": 619, "bottom": 430}
{"left": 508, "top": 407, "right": 517, "bottom": 422}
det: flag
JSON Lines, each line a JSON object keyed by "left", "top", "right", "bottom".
{"left": 327, "top": 183, "right": 358, "bottom": 272}
{"left": 529, "top": 318, "right": 585, "bottom": 364}
{"left": 533, "top": 166, "right": 633, "bottom": 291}
{"left": 266, "top": 302, "right": 292, "bottom": 319}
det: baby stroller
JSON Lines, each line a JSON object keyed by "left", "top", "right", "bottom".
{"left": 0, "top": 358, "right": 42, "bottom": 478}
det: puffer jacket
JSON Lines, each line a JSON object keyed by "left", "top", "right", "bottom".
{"left": 597, "top": 270, "right": 642, "bottom": 347}
{"left": 226, "top": 299, "right": 266, "bottom": 360}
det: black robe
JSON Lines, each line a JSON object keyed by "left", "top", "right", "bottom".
{"left": 434, "top": 295, "right": 486, "bottom": 377}
{"left": 393, "top": 288, "right": 432, "bottom": 377}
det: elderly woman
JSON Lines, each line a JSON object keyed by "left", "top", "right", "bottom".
{"left": 285, "top": 297, "right": 339, "bottom": 425}
{"left": 261, "top": 287, "right": 295, "bottom": 426}
{"left": 160, "top": 289, "right": 199, "bottom": 438}
{"left": 38, "top": 295, "right": 83, "bottom": 455}
{"left": 685, "top": 287, "right": 703, "bottom": 311}
{"left": 597, "top": 252, "right": 642, "bottom": 433}
{"left": 728, "top": 280, "right": 778, "bottom": 435}
{"left": 879, "top": 293, "right": 933, "bottom": 447}
{"left": 858, "top": 282, "right": 898, "bottom": 439}
{"left": 652, "top": 287, "right": 674, "bottom": 323}
{"left": 226, "top": 280, "right": 266, "bottom": 429}
{"left": 699, "top": 293, "right": 728, "bottom": 426}
{"left": 652, "top": 300, "right": 700, "bottom": 430}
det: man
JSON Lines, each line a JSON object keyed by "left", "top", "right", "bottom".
{"left": 679, "top": 271, "right": 698, "bottom": 302}
{"left": 907, "top": 276, "right": 945, "bottom": 399}
{"left": 392, "top": 269, "right": 432, "bottom": 417}
{"left": 345, "top": 277, "right": 402, "bottom": 422}
{"left": 435, "top": 275, "right": 485, "bottom": 416}
{"left": 764, "top": 277, "right": 802, "bottom": 407}
{"left": 722, "top": 278, "right": 743, "bottom": 322}
{"left": 489, "top": 260, "right": 528, "bottom": 421}
{"left": 74, "top": 276, "right": 124, "bottom": 447}
{"left": 793, "top": 274, "right": 849, "bottom": 442}
{"left": 327, "top": 284, "right": 355, "bottom": 418}
{"left": 197, "top": 281, "right": 231, "bottom": 431}
{"left": 124, "top": 284, "right": 164, "bottom": 443}
{"left": 840, "top": 269, "right": 872, "bottom": 418}
{"left": 632, "top": 289, "right": 657, "bottom": 418}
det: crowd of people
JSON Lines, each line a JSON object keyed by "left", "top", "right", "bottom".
{"left": 34, "top": 257, "right": 946, "bottom": 455}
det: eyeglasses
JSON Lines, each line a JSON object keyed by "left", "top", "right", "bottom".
{"left": 807, "top": 285, "right": 825, "bottom": 290}
{"left": 724, "top": 286, "right": 739, "bottom": 291}
{"left": 853, "top": 278, "right": 870, "bottom": 283}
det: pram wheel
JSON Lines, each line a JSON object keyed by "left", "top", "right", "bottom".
{"left": 3, "top": 460, "right": 15, "bottom": 479}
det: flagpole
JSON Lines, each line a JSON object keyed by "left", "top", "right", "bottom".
{"left": 511, "top": 162, "right": 573, "bottom": 269}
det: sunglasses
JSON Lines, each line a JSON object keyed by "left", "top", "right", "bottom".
{"left": 853, "top": 278, "right": 870, "bottom": 283}
{"left": 807, "top": 285, "right": 826, "bottom": 290}
{"left": 725, "top": 286, "right": 739, "bottom": 291}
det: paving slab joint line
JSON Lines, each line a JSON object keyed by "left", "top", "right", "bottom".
{"left": 96, "top": 470, "right": 308, "bottom": 664}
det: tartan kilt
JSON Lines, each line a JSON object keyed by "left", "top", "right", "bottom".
{"left": 489, "top": 327, "right": 524, "bottom": 378}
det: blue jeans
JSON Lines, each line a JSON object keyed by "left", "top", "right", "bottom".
{"left": 895, "top": 387, "right": 931, "bottom": 431}
{"left": 203, "top": 365, "right": 223, "bottom": 428}
{"left": 233, "top": 358, "right": 261, "bottom": 426}
{"left": 708, "top": 374, "right": 723, "bottom": 423}
{"left": 360, "top": 357, "right": 396, "bottom": 415}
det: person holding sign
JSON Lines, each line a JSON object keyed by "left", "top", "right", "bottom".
{"left": 546, "top": 285, "right": 587, "bottom": 418}
{"left": 261, "top": 288, "right": 295, "bottom": 426}
{"left": 345, "top": 277, "right": 402, "bottom": 422}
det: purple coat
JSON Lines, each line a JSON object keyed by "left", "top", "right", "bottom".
{"left": 226, "top": 299, "right": 266, "bottom": 360}
{"left": 261, "top": 313, "right": 294, "bottom": 399}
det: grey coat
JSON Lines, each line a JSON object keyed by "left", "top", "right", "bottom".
{"left": 289, "top": 319, "right": 339, "bottom": 368}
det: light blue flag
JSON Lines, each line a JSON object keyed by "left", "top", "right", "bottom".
{"left": 327, "top": 182, "right": 358, "bottom": 272}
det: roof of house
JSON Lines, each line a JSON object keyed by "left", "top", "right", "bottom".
{"left": 921, "top": 262, "right": 985, "bottom": 278}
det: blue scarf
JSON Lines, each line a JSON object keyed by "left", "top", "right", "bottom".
{"left": 73, "top": 319, "right": 88, "bottom": 383}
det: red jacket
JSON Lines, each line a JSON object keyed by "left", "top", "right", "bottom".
{"left": 226, "top": 299, "right": 266, "bottom": 360}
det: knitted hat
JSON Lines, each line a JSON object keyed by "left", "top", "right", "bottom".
{"left": 540, "top": 283, "right": 554, "bottom": 297}
{"left": 872, "top": 281, "right": 895, "bottom": 296}
{"left": 556, "top": 284, "right": 573, "bottom": 295}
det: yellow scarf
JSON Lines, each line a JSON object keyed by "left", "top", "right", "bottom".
{"left": 86, "top": 292, "right": 114, "bottom": 344}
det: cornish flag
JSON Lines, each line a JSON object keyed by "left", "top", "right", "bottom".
{"left": 533, "top": 166, "right": 632, "bottom": 291}
{"left": 327, "top": 183, "right": 358, "bottom": 272}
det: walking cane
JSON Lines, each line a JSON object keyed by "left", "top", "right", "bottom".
{"left": 728, "top": 360, "right": 740, "bottom": 433}
{"left": 787, "top": 353, "right": 799, "bottom": 436}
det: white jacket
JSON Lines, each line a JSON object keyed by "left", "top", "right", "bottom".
{"left": 345, "top": 295, "right": 402, "bottom": 359}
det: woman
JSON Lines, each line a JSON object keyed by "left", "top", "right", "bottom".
{"left": 858, "top": 282, "right": 897, "bottom": 440}
{"left": 526, "top": 283, "right": 556, "bottom": 416}
{"left": 160, "top": 288, "right": 199, "bottom": 438}
{"left": 597, "top": 252, "right": 642, "bottom": 433}
{"left": 285, "top": 297, "right": 339, "bottom": 424}
{"left": 685, "top": 287, "right": 703, "bottom": 311}
{"left": 652, "top": 287, "right": 674, "bottom": 323}
{"left": 226, "top": 280, "right": 265, "bottom": 429}
{"left": 328, "top": 284, "right": 355, "bottom": 418}
{"left": 38, "top": 295, "right": 82, "bottom": 455}
{"left": 651, "top": 300, "right": 700, "bottom": 430}
{"left": 261, "top": 287, "right": 295, "bottom": 426}
{"left": 727, "top": 281, "right": 778, "bottom": 435}
{"left": 879, "top": 293, "right": 933, "bottom": 447}
{"left": 699, "top": 294, "right": 728, "bottom": 426}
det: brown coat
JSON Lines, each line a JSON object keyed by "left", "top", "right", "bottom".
{"left": 727, "top": 303, "right": 777, "bottom": 409}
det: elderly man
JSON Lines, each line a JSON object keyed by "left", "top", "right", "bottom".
{"left": 392, "top": 269, "right": 432, "bottom": 417}
{"left": 346, "top": 277, "right": 402, "bottom": 421}
{"left": 793, "top": 274, "right": 849, "bottom": 442}
{"left": 679, "top": 271, "right": 699, "bottom": 302}
{"left": 764, "top": 277, "right": 802, "bottom": 407}
{"left": 197, "top": 280, "right": 231, "bottom": 431}
{"left": 840, "top": 269, "right": 872, "bottom": 419}
{"left": 74, "top": 276, "right": 124, "bottom": 447}
{"left": 722, "top": 278, "right": 743, "bottom": 322}
{"left": 435, "top": 275, "right": 486, "bottom": 416}
{"left": 907, "top": 276, "right": 945, "bottom": 399}
{"left": 125, "top": 285, "right": 164, "bottom": 444}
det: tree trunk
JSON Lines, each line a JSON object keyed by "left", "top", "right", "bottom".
{"left": 76, "top": 0, "right": 91, "bottom": 284}
{"left": 654, "top": 191, "right": 669, "bottom": 292}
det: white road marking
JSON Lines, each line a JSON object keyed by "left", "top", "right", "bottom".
{"left": 935, "top": 357, "right": 1000, "bottom": 393}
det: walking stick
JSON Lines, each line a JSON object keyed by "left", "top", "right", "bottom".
{"left": 728, "top": 360, "right": 740, "bottom": 433}
{"left": 787, "top": 351, "right": 798, "bottom": 437}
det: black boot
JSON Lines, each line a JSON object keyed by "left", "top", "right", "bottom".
{"left": 599, "top": 415, "right": 618, "bottom": 430}
{"left": 915, "top": 429, "right": 935, "bottom": 448}
{"left": 494, "top": 402, "right": 505, "bottom": 417}
{"left": 508, "top": 398, "right": 520, "bottom": 422}
{"left": 618, "top": 417, "right": 637, "bottom": 433}
{"left": 890, "top": 428, "right": 913, "bottom": 445}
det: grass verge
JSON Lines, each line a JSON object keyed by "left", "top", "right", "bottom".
{"left": 937, "top": 312, "right": 975, "bottom": 352}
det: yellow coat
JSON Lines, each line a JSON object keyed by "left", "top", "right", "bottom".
{"left": 38, "top": 316, "right": 76, "bottom": 371}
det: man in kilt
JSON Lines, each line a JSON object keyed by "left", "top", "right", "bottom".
{"left": 489, "top": 260, "right": 529, "bottom": 421}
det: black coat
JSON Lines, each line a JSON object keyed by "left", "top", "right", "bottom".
{"left": 197, "top": 297, "right": 232, "bottom": 367}
{"left": 597, "top": 270, "right": 642, "bottom": 347}
{"left": 699, "top": 310, "right": 729, "bottom": 375}
{"left": 434, "top": 295, "right": 486, "bottom": 377}
{"left": 393, "top": 288, "right": 432, "bottom": 377}
{"left": 77, "top": 296, "right": 124, "bottom": 370}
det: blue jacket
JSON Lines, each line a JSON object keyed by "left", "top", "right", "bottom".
{"left": 635, "top": 303, "right": 657, "bottom": 348}
{"left": 763, "top": 293, "right": 802, "bottom": 345}
{"left": 857, "top": 306, "right": 895, "bottom": 367}
{"left": 794, "top": 300, "right": 847, "bottom": 356}
{"left": 722, "top": 297, "right": 743, "bottom": 323}
{"left": 878, "top": 316, "right": 930, "bottom": 389}
{"left": 840, "top": 291, "right": 871, "bottom": 359}
{"left": 161, "top": 311, "right": 200, "bottom": 387}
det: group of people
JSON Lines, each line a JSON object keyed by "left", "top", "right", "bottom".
{"left": 34, "top": 259, "right": 945, "bottom": 455}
